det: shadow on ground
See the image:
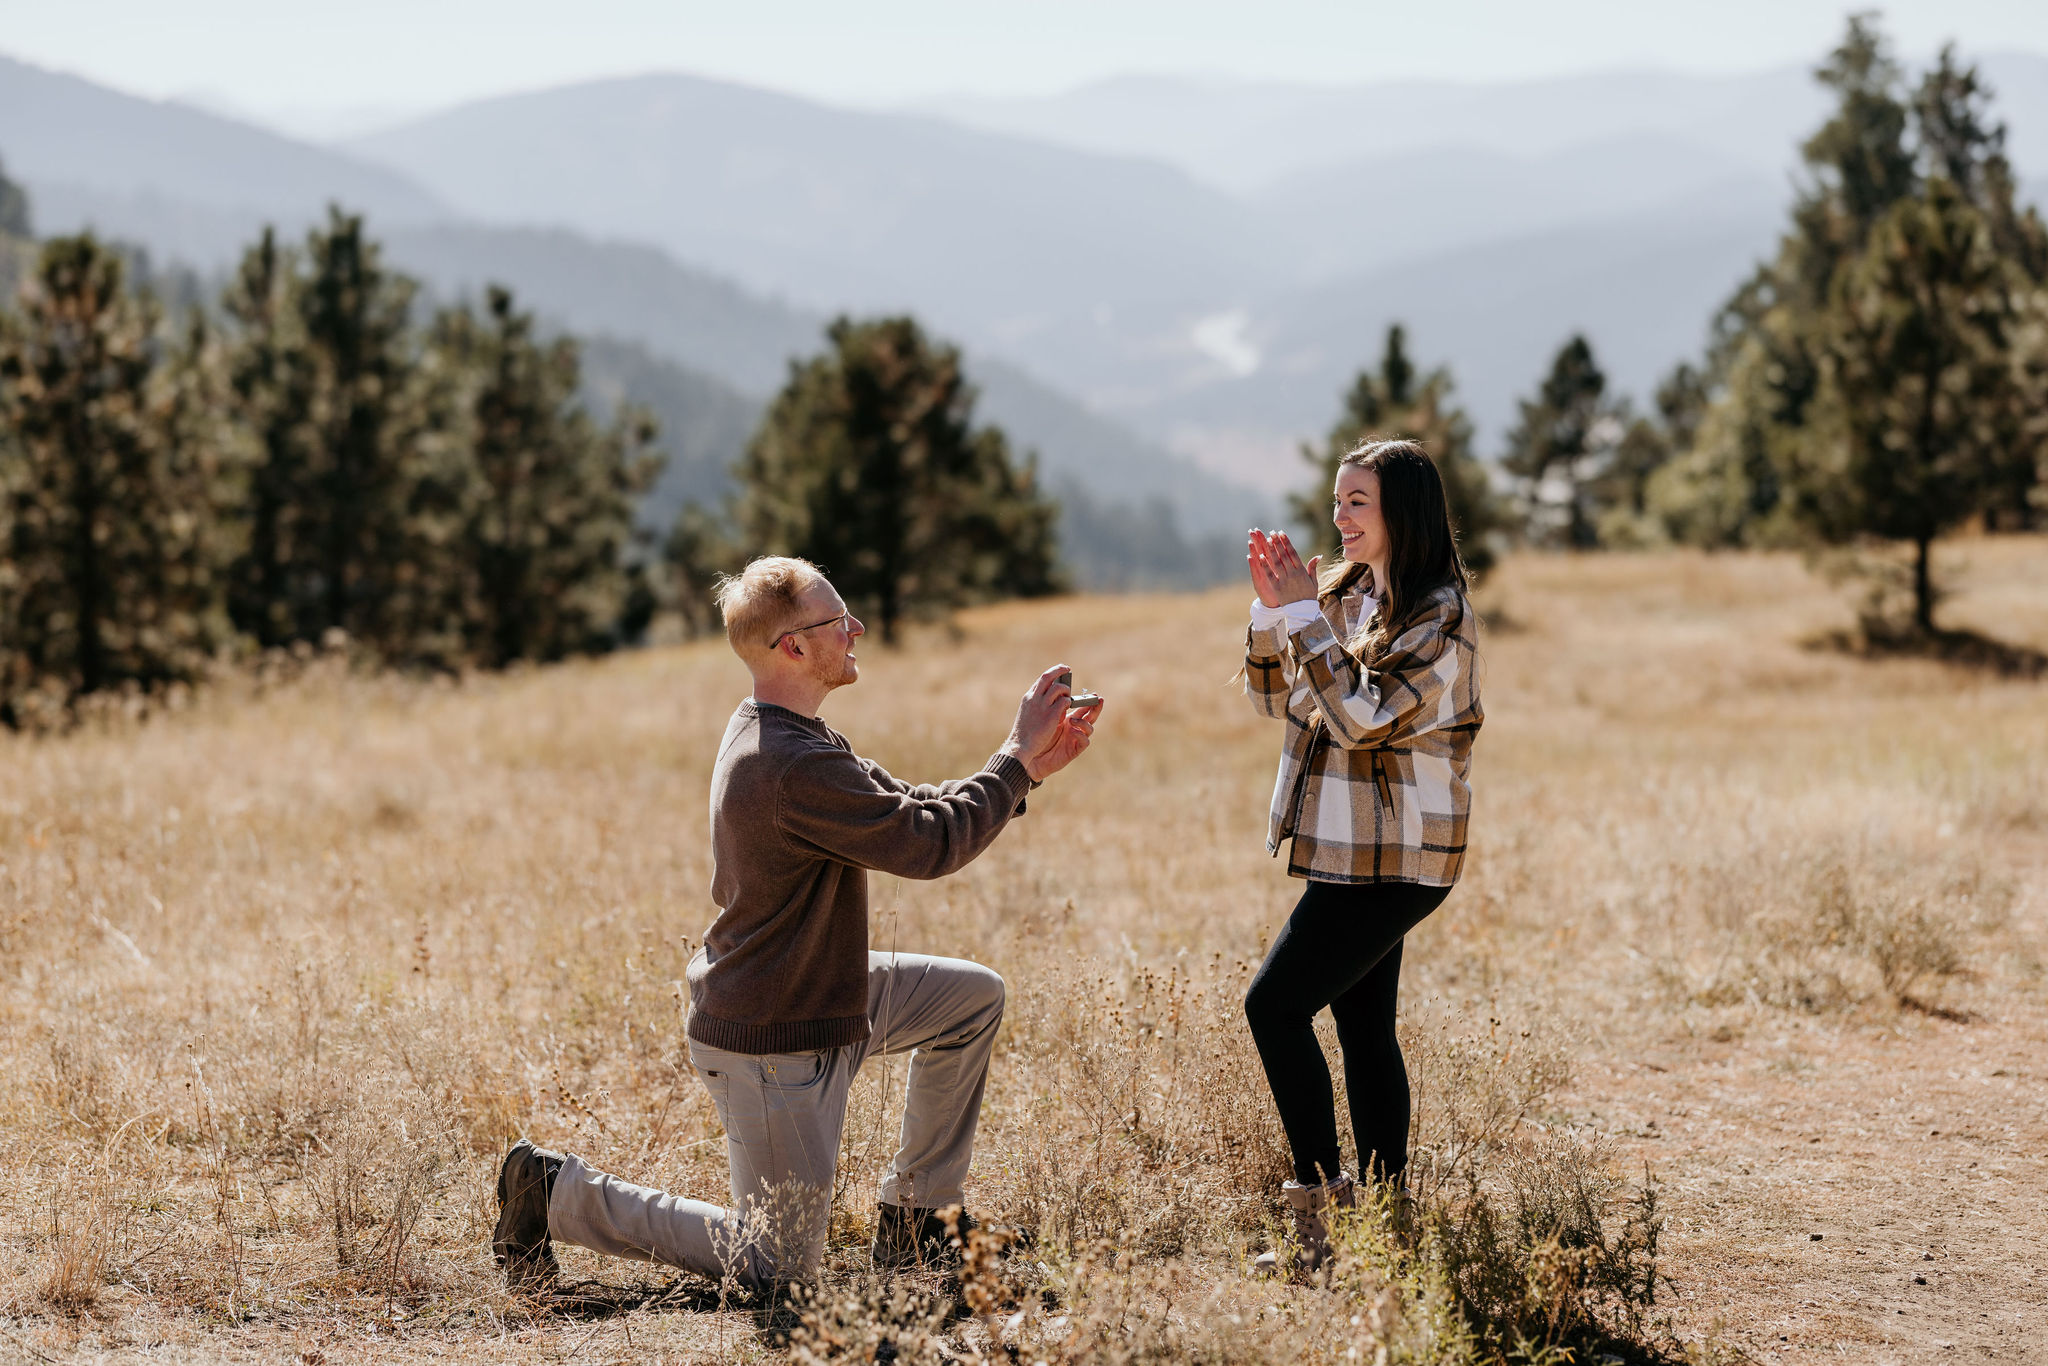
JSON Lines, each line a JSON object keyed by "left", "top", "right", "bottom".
{"left": 1806, "top": 624, "right": 2048, "bottom": 679}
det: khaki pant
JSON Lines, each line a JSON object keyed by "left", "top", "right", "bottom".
{"left": 547, "top": 951, "right": 1004, "bottom": 1285}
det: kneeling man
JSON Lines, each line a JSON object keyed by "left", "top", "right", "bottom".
{"left": 493, "top": 556, "right": 1102, "bottom": 1289}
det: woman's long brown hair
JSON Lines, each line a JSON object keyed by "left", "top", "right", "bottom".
{"left": 1316, "top": 440, "right": 1470, "bottom": 659}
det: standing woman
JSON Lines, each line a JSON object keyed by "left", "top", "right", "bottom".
{"left": 1240, "top": 439, "right": 1483, "bottom": 1278}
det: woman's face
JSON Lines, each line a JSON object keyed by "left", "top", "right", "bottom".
{"left": 1332, "top": 464, "right": 1388, "bottom": 566}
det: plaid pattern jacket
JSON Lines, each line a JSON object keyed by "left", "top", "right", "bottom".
{"left": 1243, "top": 580, "right": 1484, "bottom": 886}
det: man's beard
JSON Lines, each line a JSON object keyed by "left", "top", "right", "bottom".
{"left": 810, "top": 653, "right": 855, "bottom": 688}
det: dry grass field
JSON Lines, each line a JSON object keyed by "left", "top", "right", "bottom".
{"left": 3, "top": 542, "right": 2046, "bottom": 1364}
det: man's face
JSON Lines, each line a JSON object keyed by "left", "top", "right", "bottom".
{"left": 782, "top": 580, "right": 865, "bottom": 688}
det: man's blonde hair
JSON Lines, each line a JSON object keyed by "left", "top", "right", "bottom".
{"left": 714, "top": 556, "right": 827, "bottom": 655}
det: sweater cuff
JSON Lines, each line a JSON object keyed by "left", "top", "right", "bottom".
{"left": 1252, "top": 598, "right": 1322, "bottom": 632}
{"left": 1292, "top": 609, "right": 1344, "bottom": 658}
{"left": 985, "top": 750, "right": 1034, "bottom": 814}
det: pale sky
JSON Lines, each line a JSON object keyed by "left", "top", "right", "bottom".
{"left": 4, "top": 0, "right": 2044, "bottom": 137}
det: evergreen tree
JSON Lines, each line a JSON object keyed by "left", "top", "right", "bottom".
{"left": 1295, "top": 324, "right": 1507, "bottom": 575}
{"left": 1670, "top": 18, "right": 2048, "bottom": 557}
{"left": 1665, "top": 18, "right": 1920, "bottom": 547}
{"left": 221, "top": 227, "right": 316, "bottom": 647}
{"left": 222, "top": 208, "right": 454, "bottom": 660}
{"left": 732, "top": 315, "right": 1062, "bottom": 643}
{"left": 1798, "top": 177, "right": 2029, "bottom": 633}
{"left": 1911, "top": 44, "right": 2048, "bottom": 530}
{"left": 0, "top": 236, "right": 238, "bottom": 725}
{"left": 433, "top": 286, "right": 660, "bottom": 665}
{"left": 1501, "top": 334, "right": 1625, "bottom": 549}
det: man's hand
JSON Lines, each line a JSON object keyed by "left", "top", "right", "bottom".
{"left": 1002, "top": 663, "right": 1105, "bottom": 783}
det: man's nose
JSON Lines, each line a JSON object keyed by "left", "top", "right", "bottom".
{"left": 848, "top": 616, "right": 865, "bottom": 638}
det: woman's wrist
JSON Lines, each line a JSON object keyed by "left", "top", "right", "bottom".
{"left": 1251, "top": 600, "right": 1323, "bottom": 637}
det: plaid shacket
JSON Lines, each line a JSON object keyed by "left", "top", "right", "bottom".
{"left": 1243, "top": 579, "right": 1484, "bottom": 886}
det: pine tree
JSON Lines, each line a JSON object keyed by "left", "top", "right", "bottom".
{"left": 1911, "top": 44, "right": 2048, "bottom": 531}
{"left": 1501, "top": 334, "right": 1625, "bottom": 549}
{"left": 221, "top": 226, "right": 316, "bottom": 647}
{"left": 733, "top": 315, "right": 1062, "bottom": 643}
{"left": 1664, "top": 18, "right": 1920, "bottom": 547}
{"left": 222, "top": 208, "right": 454, "bottom": 661}
{"left": 1798, "top": 178, "right": 2028, "bottom": 634}
{"left": 0, "top": 236, "right": 238, "bottom": 725}
{"left": 297, "top": 209, "right": 434, "bottom": 655}
{"left": 434, "top": 286, "right": 660, "bottom": 665}
{"left": 1670, "top": 18, "right": 2048, "bottom": 556}
{"left": 1295, "top": 324, "right": 1507, "bottom": 575}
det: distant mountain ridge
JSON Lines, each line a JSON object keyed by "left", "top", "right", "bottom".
{"left": 916, "top": 55, "right": 2048, "bottom": 193}
{"left": 338, "top": 60, "right": 2044, "bottom": 468}
{"left": 0, "top": 54, "right": 444, "bottom": 228}
{"left": 345, "top": 69, "right": 1276, "bottom": 412}
{"left": 12, "top": 46, "right": 2044, "bottom": 538}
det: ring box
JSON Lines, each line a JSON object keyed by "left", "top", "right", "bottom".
{"left": 1058, "top": 669, "right": 1103, "bottom": 710}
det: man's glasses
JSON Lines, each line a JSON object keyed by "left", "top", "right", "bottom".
{"left": 772, "top": 610, "right": 857, "bottom": 649}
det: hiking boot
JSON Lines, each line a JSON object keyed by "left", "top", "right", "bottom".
{"left": 872, "top": 1201, "right": 978, "bottom": 1271}
{"left": 1251, "top": 1171, "right": 1356, "bottom": 1282}
{"left": 493, "top": 1139, "right": 563, "bottom": 1290}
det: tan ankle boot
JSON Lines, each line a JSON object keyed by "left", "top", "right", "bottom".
{"left": 1252, "top": 1172, "right": 1356, "bottom": 1281}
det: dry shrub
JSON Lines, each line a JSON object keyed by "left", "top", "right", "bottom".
{"left": 1655, "top": 842, "right": 2010, "bottom": 1013}
{"left": 17, "top": 1122, "right": 167, "bottom": 1316}
{"left": 308, "top": 1087, "right": 458, "bottom": 1300}
{"left": 1420, "top": 1133, "right": 1662, "bottom": 1358}
{"left": 788, "top": 1229, "right": 1474, "bottom": 1366}
{"left": 1405, "top": 1010, "right": 1573, "bottom": 1211}
{"left": 38, "top": 1022, "right": 125, "bottom": 1139}
{"left": 33, "top": 1174, "right": 130, "bottom": 1314}
{"left": 1399, "top": 1011, "right": 1664, "bottom": 1358}
{"left": 993, "top": 953, "right": 1291, "bottom": 1257}
{"left": 786, "top": 1275, "right": 953, "bottom": 1364}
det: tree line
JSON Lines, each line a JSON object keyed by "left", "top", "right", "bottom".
{"left": 1319, "top": 17, "right": 2047, "bottom": 640}
{"left": 4, "top": 14, "right": 2040, "bottom": 721}
{"left": 0, "top": 185, "right": 1061, "bottom": 723}
{"left": 0, "top": 205, "right": 663, "bottom": 726}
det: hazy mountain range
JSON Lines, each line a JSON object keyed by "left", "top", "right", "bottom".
{"left": 334, "top": 57, "right": 2045, "bottom": 488}
{"left": 0, "top": 54, "right": 1259, "bottom": 585}
{"left": 6, "top": 45, "right": 2044, "bottom": 533}
{"left": 915, "top": 58, "right": 2048, "bottom": 194}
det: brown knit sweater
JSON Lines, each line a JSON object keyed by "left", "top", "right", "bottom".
{"left": 685, "top": 699, "right": 1033, "bottom": 1054}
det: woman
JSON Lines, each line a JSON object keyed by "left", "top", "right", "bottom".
{"left": 1240, "top": 439, "right": 1483, "bottom": 1278}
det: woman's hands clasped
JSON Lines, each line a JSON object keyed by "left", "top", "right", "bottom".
{"left": 1247, "top": 528, "right": 1320, "bottom": 608}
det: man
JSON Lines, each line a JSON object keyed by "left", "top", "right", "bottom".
{"left": 492, "top": 555, "right": 1102, "bottom": 1290}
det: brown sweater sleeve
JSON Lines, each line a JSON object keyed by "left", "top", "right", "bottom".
{"left": 777, "top": 746, "right": 1033, "bottom": 880}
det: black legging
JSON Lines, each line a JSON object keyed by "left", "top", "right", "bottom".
{"left": 1243, "top": 879, "right": 1451, "bottom": 1187}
